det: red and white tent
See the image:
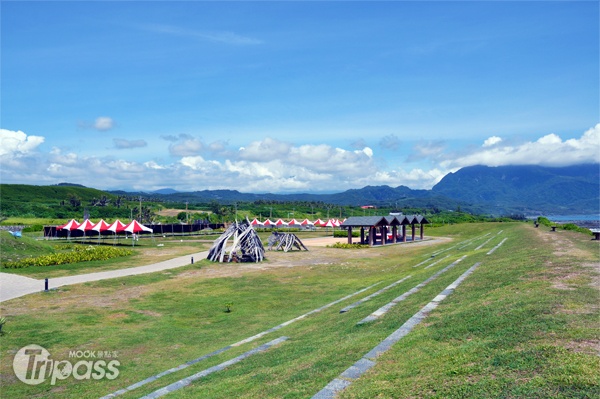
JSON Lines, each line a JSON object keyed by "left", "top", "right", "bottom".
{"left": 91, "top": 219, "right": 110, "bottom": 233}
{"left": 288, "top": 218, "right": 300, "bottom": 226}
{"left": 275, "top": 218, "right": 288, "bottom": 226}
{"left": 77, "top": 219, "right": 96, "bottom": 241}
{"left": 77, "top": 219, "right": 95, "bottom": 232}
{"left": 106, "top": 220, "right": 126, "bottom": 233}
{"left": 90, "top": 219, "right": 110, "bottom": 244}
{"left": 123, "top": 220, "right": 153, "bottom": 246}
{"left": 313, "top": 219, "right": 325, "bottom": 227}
{"left": 263, "top": 219, "right": 275, "bottom": 227}
{"left": 57, "top": 219, "right": 80, "bottom": 231}
{"left": 123, "top": 220, "right": 153, "bottom": 234}
{"left": 250, "top": 218, "right": 264, "bottom": 227}
{"left": 300, "top": 218, "right": 314, "bottom": 226}
{"left": 324, "top": 219, "right": 337, "bottom": 228}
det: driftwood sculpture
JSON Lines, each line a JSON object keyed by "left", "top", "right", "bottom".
{"left": 267, "top": 232, "right": 309, "bottom": 252}
{"left": 207, "top": 219, "right": 265, "bottom": 263}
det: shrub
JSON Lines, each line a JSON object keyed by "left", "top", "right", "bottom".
{"left": 22, "top": 224, "right": 44, "bottom": 233}
{"left": 333, "top": 230, "right": 359, "bottom": 238}
{"left": 327, "top": 242, "right": 369, "bottom": 249}
{"left": 2, "top": 246, "right": 133, "bottom": 269}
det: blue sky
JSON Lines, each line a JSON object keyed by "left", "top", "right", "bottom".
{"left": 1, "top": 1, "right": 598, "bottom": 193}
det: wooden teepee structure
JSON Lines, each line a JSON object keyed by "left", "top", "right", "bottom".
{"left": 267, "top": 232, "right": 309, "bottom": 252}
{"left": 207, "top": 219, "right": 265, "bottom": 263}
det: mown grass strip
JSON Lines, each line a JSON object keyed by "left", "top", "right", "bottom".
{"left": 99, "top": 281, "right": 382, "bottom": 398}
{"left": 459, "top": 232, "right": 491, "bottom": 250}
{"left": 100, "top": 347, "right": 232, "bottom": 398}
{"left": 138, "top": 336, "right": 288, "bottom": 399}
{"left": 424, "top": 254, "right": 451, "bottom": 270}
{"left": 312, "top": 263, "right": 482, "bottom": 399}
{"left": 339, "top": 275, "right": 411, "bottom": 313}
{"left": 487, "top": 237, "right": 508, "bottom": 255}
{"left": 358, "top": 255, "right": 467, "bottom": 324}
{"left": 232, "top": 281, "right": 382, "bottom": 346}
{"left": 475, "top": 229, "right": 503, "bottom": 250}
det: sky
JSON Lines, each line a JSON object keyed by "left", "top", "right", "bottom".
{"left": 1, "top": 1, "right": 599, "bottom": 193}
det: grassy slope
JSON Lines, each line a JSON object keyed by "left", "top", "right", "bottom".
{"left": 0, "top": 223, "right": 597, "bottom": 398}
{"left": 341, "top": 225, "right": 599, "bottom": 398}
{"left": 0, "top": 230, "right": 325, "bottom": 278}
{"left": 0, "top": 230, "right": 56, "bottom": 263}
{"left": 0, "top": 184, "right": 115, "bottom": 204}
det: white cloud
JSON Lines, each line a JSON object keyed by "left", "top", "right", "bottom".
{"left": 379, "top": 134, "right": 401, "bottom": 151}
{"left": 94, "top": 117, "right": 114, "bottom": 131}
{"left": 410, "top": 140, "right": 446, "bottom": 159}
{"left": 141, "top": 24, "right": 263, "bottom": 45}
{"left": 2, "top": 125, "right": 597, "bottom": 193}
{"left": 169, "top": 135, "right": 204, "bottom": 156}
{"left": 442, "top": 124, "right": 600, "bottom": 169}
{"left": 113, "top": 138, "right": 147, "bottom": 149}
{"left": 0, "top": 129, "right": 45, "bottom": 157}
{"left": 483, "top": 136, "right": 502, "bottom": 147}
{"left": 144, "top": 161, "right": 165, "bottom": 170}
{"left": 238, "top": 137, "right": 292, "bottom": 161}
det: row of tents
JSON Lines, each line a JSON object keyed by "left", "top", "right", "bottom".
{"left": 57, "top": 219, "right": 153, "bottom": 234}
{"left": 250, "top": 218, "right": 345, "bottom": 228}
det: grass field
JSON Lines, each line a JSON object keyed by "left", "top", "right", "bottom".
{"left": 0, "top": 222, "right": 598, "bottom": 398}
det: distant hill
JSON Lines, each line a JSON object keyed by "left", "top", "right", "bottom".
{"left": 153, "top": 188, "right": 179, "bottom": 194}
{"left": 0, "top": 184, "right": 126, "bottom": 219}
{"left": 431, "top": 164, "right": 600, "bottom": 215}
{"left": 151, "top": 164, "right": 599, "bottom": 215}
{"left": 54, "top": 182, "right": 87, "bottom": 188}
{"left": 2, "top": 164, "right": 598, "bottom": 217}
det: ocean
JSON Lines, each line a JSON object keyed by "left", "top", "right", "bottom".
{"left": 547, "top": 214, "right": 600, "bottom": 229}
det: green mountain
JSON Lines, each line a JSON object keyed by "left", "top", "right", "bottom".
{"left": 431, "top": 164, "right": 600, "bottom": 215}
{"left": 152, "top": 164, "right": 599, "bottom": 215}
{"left": 2, "top": 164, "right": 598, "bottom": 218}
{"left": 0, "top": 184, "right": 127, "bottom": 219}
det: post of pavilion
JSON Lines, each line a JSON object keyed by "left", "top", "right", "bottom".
{"left": 411, "top": 224, "right": 416, "bottom": 241}
{"left": 420, "top": 223, "right": 424, "bottom": 240}
{"left": 347, "top": 226, "right": 353, "bottom": 244}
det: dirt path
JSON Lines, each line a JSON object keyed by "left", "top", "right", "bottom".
{"left": 0, "top": 236, "right": 450, "bottom": 302}
{"left": 176, "top": 236, "right": 451, "bottom": 281}
{"left": 531, "top": 225, "right": 600, "bottom": 290}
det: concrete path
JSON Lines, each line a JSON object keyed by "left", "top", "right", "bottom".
{"left": 0, "top": 250, "right": 209, "bottom": 303}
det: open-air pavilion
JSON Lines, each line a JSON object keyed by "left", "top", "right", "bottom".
{"left": 340, "top": 215, "right": 430, "bottom": 246}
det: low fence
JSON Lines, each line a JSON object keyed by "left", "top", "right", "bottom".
{"left": 43, "top": 223, "right": 224, "bottom": 239}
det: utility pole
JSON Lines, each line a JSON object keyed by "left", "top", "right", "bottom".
{"left": 139, "top": 196, "right": 142, "bottom": 221}
{"left": 185, "top": 201, "right": 189, "bottom": 224}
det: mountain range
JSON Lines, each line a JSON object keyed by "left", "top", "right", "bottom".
{"left": 114, "top": 164, "right": 599, "bottom": 216}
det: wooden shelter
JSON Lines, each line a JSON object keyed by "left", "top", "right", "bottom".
{"left": 340, "top": 214, "right": 430, "bottom": 246}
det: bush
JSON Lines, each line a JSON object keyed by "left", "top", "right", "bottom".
{"left": 22, "top": 224, "right": 44, "bottom": 233}
{"left": 327, "top": 242, "right": 369, "bottom": 249}
{"left": 333, "top": 230, "right": 359, "bottom": 238}
{"left": 2, "top": 246, "right": 133, "bottom": 269}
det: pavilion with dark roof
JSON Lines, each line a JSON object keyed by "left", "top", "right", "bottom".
{"left": 340, "top": 215, "right": 430, "bottom": 246}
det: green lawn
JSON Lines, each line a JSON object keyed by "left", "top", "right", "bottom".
{"left": 0, "top": 222, "right": 597, "bottom": 398}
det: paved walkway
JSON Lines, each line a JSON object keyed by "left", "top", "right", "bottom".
{"left": 0, "top": 250, "right": 209, "bottom": 302}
